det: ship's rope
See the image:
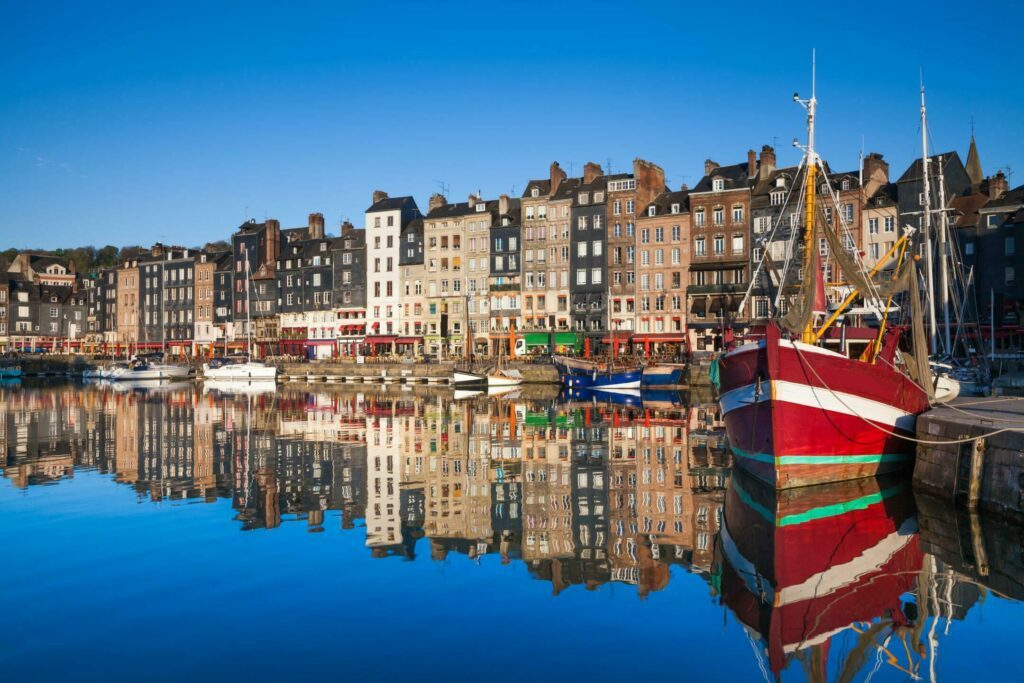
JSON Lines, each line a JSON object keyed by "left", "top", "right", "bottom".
{"left": 791, "top": 345, "right": 1024, "bottom": 445}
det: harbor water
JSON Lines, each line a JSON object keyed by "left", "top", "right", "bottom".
{"left": 1, "top": 381, "right": 1023, "bottom": 682}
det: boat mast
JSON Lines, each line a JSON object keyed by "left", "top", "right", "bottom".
{"left": 245, "top": 252, "right": 253, "bottom": 358}
{"left": 797, "top": 51, "right": 819, "bottom": 345}
{"left": 936, "top": 155, "right": 952, "bottom": 355}
{"left": 920, "top": 82, "right": 938, "bottom": 354}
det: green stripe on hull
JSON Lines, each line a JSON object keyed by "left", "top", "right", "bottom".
{"left": 730, "top": 446, "right": 912, "bottom": 466}
{"left": 733, "top": 477, "right": 908, "bottom": 527}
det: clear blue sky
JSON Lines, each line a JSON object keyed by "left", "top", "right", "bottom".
{"left": 2, "top": 0, "right": 1021, "bottom": 250}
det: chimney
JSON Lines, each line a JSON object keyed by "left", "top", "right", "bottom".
{"left": 583, "top": 161, "right": 603, "bottom": 184}
{"left": 467, "top": 193, "right": 478, "bottom": 209}
{"left": 372, "top": 190, "right": 389, "bottom": 205}
{"left": 989, "top": 171, "right": 1009, "bottom": 200}
{"left": 861, "top": 152, "right": 888, "bottom": 183}
{"left": 550, "top": 161, "right": 566, "bottom": 196}
{"left": 308, "top": 212, "right": 325, "bottom": 239}
{"left": 428, "top": 193, "right": 448, "bottom": 212}
{"left": 759, "top": 145, "right": 777, "bottom": 179}
{"left": 680, "top": 183, "right": 689, "bottom": 192}
{"left": 499, "top": 194, "right": 510, "bottom": 216}
{"left": 340, "top": 220, "right": 355, "bottom": 235}
{"left": 633, "top": 158, "right": 666, "bottom": 208}
{"left": 747, "top": 149, "right": 757, "bottom": 178}
{"left": 704, "top": 159, "right": 720, "bottom": 176}
{"left": 265, "top": 219, "right": 281, "bottom": 268}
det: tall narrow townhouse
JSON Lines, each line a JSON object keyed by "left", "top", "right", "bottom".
{"left": 333, "top": 221, "right": 367, "bottom": 357}
{"left": 687, "top": 157, "right": 753, "bottom": 353}
{"left": 606, "top": 159, "right": 666, "bottom": 345}
{"left": 365, "top": 191, "right": 421, "bottom": 355}
{"left": 423, "top": 194, "right": 493, "bottom": 358}
{"left": 858, "top": 154, "right": 899, "bottom": 269}
{"left": 569, "top": 163, "right": 609, "bottom": 343}
{"left": 398, "top": 215, "right": 425, "bottom": 354}
{"left": 521, "top": 162, "right": 575, "bottom": 331}
{"left": 488, "top": 194, "right": 522, "bottom": 355}
{"left": 633, "top": 188, "right": 690, "bottom": 356}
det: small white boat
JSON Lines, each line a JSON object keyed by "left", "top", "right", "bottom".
{"left": 113, "top": 353, "right": 191, "bottom": 381}
{"left": 454, "top": 388, "right": 484, "bottom": 401}
{"left": 203, "top": 354, "right": 277, "bottom": 381}
{"left": 453, "top": 369, "right": 486, "bottom": 387}
{"left": 487, "top": 368, "right": 523, "bottom": 387}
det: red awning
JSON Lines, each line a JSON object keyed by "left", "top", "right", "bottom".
{"left": 632, "top": 333, "right": 687, "bottom": 342}
{"left": 365, "top": 335, "right": 397, "bottom": 344}
{"left": 395, "top": 336, "right": 421, "bottom": 345}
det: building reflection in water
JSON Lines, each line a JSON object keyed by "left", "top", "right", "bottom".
{"left": 2, "top": 382, "right": 1023, "bottom": 680}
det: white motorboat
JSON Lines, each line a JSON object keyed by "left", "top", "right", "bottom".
{"left": 114, "top": 354, "right": 192, "bottom": 381}
{"left": 203, "top": 354, "right": 277, "bottom": 381}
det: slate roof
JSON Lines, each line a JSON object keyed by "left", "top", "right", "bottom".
{"left": 638, "top": 189, "right": 690, "bottom": 217}
{"left": 980, "top": 184, "right": 1024, "bottom": 213}
{"left": 897, "top": 151, "right": 962, "bottom": 183}
{"left": 691, "top": 162, "right": 752, "bottom": 193}
{"left": 366, "top": 195, "right": 418, "bottom": 213}
{"left": 950, "top": 192, "right": 991, "bottom": 230}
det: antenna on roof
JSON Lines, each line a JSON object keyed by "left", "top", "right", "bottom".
{"left": 434, "top": 180, "right": 450, "bottom": 198}
{"left": 606, "top": 157, "right": 613, "bottom": 175}
{"left": 568, "top": 161, "right": 575, "bottom": 177}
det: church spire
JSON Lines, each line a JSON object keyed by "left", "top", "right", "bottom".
{"left": 966, "top": 131, "right": 983, "bottom": 189}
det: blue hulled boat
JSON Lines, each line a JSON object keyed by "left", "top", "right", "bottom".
{"left": 552, "top": 356, "right": 643, "bottom": 389}
{"left": 640, "top": 363, "right": 686, "bottom": 387}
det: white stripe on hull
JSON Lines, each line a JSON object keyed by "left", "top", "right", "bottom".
{"left": 719, "top": 379, "right": 917, "bottom": 432}
{"left": 721, "top": 517, "right": 917, "bottom": 609}
{"left": 597, "top": 379, "right": 641, "bottom": 390}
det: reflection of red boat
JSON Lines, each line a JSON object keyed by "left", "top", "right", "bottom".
{"left": 719, "top": 472, "right": 922, "bottom": 677}
{"left": 718, "top": 324, "right": 930, "bottom": 488}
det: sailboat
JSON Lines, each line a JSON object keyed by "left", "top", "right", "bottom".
{"left": 203, "top": 254, "right": 277, "bottom": 382}
{"left": 114, "top": 283, "right": 190, "bottom": 381}
{"left": 717, "top": 63, "right": 933, "bottom": 489}
{"left": 487, "top": 329, "right": 523, "bottom": 387}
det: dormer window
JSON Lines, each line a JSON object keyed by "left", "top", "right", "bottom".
{"left": 670, "top": 203, "right": 680, "bottom": 214}
{"left": 594, "top": 191, "right": 604, "bottom": 203}
{"left": 841, "top": 178, "right": 851, "bottom": 191}
{"left": 647, "top": 205, "right": 656, "bottom": 217}
{"left": 531, "top": 188, "right": 540, "bottom": 198}
{"left": 320, "top": 243, "right": 327, "bottom": 251}
{"left": 775, "top": 177, "right": 786, "bottom": 188}
{"left": 579, "top": 192, "right": 589, "bottom": 204}
{"left": 344, "top": 240, "right": 352, "bottom": 249}
{"left": 476, "top": 203, "right": 486, "bottom": 212}
{"left": 771, "top": 190, "right": 785, "bottom": 206}
{"left": 712, "top": 179, "right": 725, "bottom": 191}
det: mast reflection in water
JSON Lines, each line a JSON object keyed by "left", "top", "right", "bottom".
{"left": 1, "top": 382, "right": 1022, "bottom": 682}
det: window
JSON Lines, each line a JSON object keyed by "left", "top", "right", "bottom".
{"left": 695, "top": 237, "right": 706, "bottom": 256}
{"left": 592, "top": 268, "right": 602, "bottom": 284}
{"left": 1007, "top": 267, "right": 1015, "bottom": 286}
{"left": 819, "top": 238, "right": 828, "bottom": 256}
{"left": 868, "top": 218, "right": 879, "bottom": 234}
{"left": 578, "top": 215, "right": 588, "bottom": 229}
{"left": 613, "top": 200, "right": 621, "bottom": 215}
{"left": 50, "top": 307, "right": 58, "bottom": 318}
{"left": 713, "top": 235, "right": 725, "bottom": 255}
{"left": 712, "top": 179, "right": 725, "bottom": 191}
{"left": 592, "top": 241, "right": 602, "bottom": 256}
{"left": 732, "top": 234, "right": 744, "bottom": 253}
{"left": 988, "top": 215, "right": 1000, "bottom": 229}
{"left": 732, "top": 205, "right": 744, "bottom": 223}
{"left": 626, "top": 200, "right": 634, "bottom": 213}
{"left": 576, "top": 269, "right": 586, "bottom": 285}
{"left": 531, "top": 188, "right": 539, "bottom": 198}
{"left": 713, "top": 207, "right": 724, "bottom": 225}
{"left": 694, "top": 210, "right": 705, "bottom": 227}
{"left": 672, "top": 225, "right": 681, "bottom": 241}
{"left": 771, "top": 191, "right": 784, "bottom": 206}
{"left": 965, "top": 242, "right": 974, "bottom": 256}
{"left": 1007, "top": 237, "right": 1016, "bottom": 256}
{"left": 640, "top": 228, "right": 649, "bottom": 244}
{"left": 884, "top": 216, "right": 895, "bottom": 233}
{"left": 754, "top": 216, "right": 769, "bottom": 233}
{"left": 869, "top": 243, "right": 880, "bottom": 260}
{"left": 843, "top": 203, "right": 854, "bottom": 222}
{"left": 648, "top": 205, "right": 656, "bottom": 217}
{"left": 577, "top": 242, "right": 587, "bottom": 257}
{"left": 671, "top": 203, "right": 680, "bottom": 214}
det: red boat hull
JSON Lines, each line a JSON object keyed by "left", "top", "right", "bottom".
{"left": 717, "top": 324, "right": 930, "bottom": 488}
{"left": 719, "top": 472, "right": 922, "bottom": 675}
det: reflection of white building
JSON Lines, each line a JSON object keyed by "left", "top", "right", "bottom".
{"left": 365, "top": 403, "right": 402, "bottom": 549}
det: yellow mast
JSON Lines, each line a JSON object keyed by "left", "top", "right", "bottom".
{"left": 802, "top": 161, "right": 818, "bottom": 344}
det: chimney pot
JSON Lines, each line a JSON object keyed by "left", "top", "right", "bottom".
{"left": 499, "top": 194, "right": 510, "bottom": 216}
{"left": 704, "top": 159, "right": 719, "bottom": 176}
{"left": 372, "top": 190, "right": 388, "bottom": 205}
{"left": 428, "top": 193, "right": 448, "bottom": 212}
{"left": 583, "top": 161, "right": 603, "bottom": 184}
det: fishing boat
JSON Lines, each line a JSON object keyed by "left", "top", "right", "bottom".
{"left": 202, "top": 256, "right": 276, "bottom": 382}
{"left": 718, "top": 67, "right": 934, "bottom": 489}
{"left": 640, "top": 363, "right": 687, "bottom": 387}
{"left": 487, "top": 340, "right": 523, "bottom": 387}
{"left": 718, "top": 471, "right": 923, "bottom": 679}
{"left": 552, "top": 355, "right": 643, "bottom": 389}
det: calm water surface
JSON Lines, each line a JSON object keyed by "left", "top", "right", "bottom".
{"left": 1, "top": 381, "right": 1022, "bottom": 682}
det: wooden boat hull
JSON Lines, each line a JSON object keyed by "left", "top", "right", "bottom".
{"left": 640, "top": 364, "right": 686, "bottom": 387}
{"left": 719, "top": 471, "right": 922, "bottom": 676}
{"left": 717, "top": 324, "right": 930, "bottom": 488}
